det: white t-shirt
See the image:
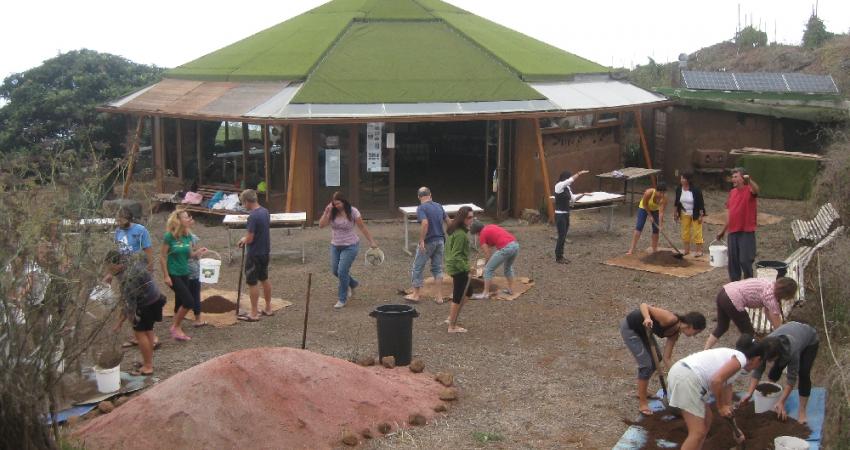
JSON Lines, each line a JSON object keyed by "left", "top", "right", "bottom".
{"left": 679, "top": 190, "right": 695, "bottom": 215}
{"left": 681, "top": 348, "right": 747, "bottom": 391}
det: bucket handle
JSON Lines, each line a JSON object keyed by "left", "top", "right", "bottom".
{"left": 199, "top": 249, "right": 222, "bottom": 260}
{"left": 708, "top": 238, "right": 726, "bottom": 247}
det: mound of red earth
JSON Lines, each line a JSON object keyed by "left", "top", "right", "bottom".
{"left": 74, "top": 348, "right": 449, "bottom": 449}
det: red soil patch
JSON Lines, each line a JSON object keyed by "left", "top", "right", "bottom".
{"left": 74, "top": 347, "right": 448, "bottom": 449}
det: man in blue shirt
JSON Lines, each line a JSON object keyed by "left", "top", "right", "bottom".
{"left": 408, "top": 187, "right": 448, "bottom": 303}
{"left": 237, "top": 189, "right": 272, "bottom": 321}
{"left": 114, "top": 207, "right": 153, "bottom": 272}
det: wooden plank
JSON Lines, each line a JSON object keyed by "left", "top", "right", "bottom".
{"left": 286, "top": 124, "right": 299, "bottom": 212}
{"left": 241, "top": 122, "right": 249, "bottom": 188}
{"left": 154, "top": 117, "right": 164, "bottom": 194}
{"left": 176, "top": 119, "right": 183, "bottom": 181}
{"left": 196, "top": 121, "right": 203, "bottom": 186}
{"left": 263, "top": 124, "right": 271, "bottom": 203}
{"left": 496, "top": 120, "right": 505, "bottom": 220}
{"left": 532, "top": 119, "right": 554, "bottom": 223}
{"left": 732, "top": 147, "right": 825, "bottom": 160}
{"left": 122, "top": 116, "right": 146, "bottom": 198}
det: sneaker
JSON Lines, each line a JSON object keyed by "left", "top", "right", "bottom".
{"left": 471, "top": 292, "right": 488, "bottom": 300}
{"left": 334, "top": 301, "right": 346, "bottom": 309}
{"left": 556, "top": 258, "right": 570, "bottom": 264}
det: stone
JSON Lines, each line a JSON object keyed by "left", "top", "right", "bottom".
{"left": 341, "top": 432, "right": 359, "bottom": 446}
{"left": 360, "top": 428, "right": 373, "bottom": 439}
{"left": 409, "top": 358, "right": 425, "bottom": 373}
{"left": 433, "top": 404, "right": 447, "bottom": 412}
{"left": 438, "top": 388, "right": 458, "bottom": 401}
{"left": 97, "top": 401, "right": 114, "bottom": 414}
{"left": 377, "top": 422, "right": 392, "bottom": 434}
{"left": 408, "top": 414, "right": 427, "bottom": 426}
{"left": 380, "top": 356, "right": 395, "bottom": 369}
{"left": 114, "top": 396, "right": 130, "bottom": 407}
{"left": 66, "top": 416, "right": 80, "bottom": 426}
{"left": 355, "top": 356, "right": 375, "bottom": 367}
{"left": 435, "top": 372, "right": 454, "bottom": 387}
{"left": 521, "top": 208, "right": 541, "bottom": 224}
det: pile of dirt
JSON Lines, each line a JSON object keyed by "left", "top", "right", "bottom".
{"left": 756, "top": 382, "right": 782, "bottom": 395}
{"left": 73, "top": 347, "right": 447, "bottom": 449}
{"left": 96, "top": 349, "right": 123, "bottom": 369}
{"left": 639, "top": 251, "right": 692, "bottom": 268}
{"left": 200, "top": 295, "right": 236, "bottom": 313}
{"left": 627, "top": 403, "right": 810, "bottom": 449}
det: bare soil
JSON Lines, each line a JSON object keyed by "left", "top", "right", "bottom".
{"left": 756, "top": 382, "right": 782, "bottom": 395}
{"left": 95, "top": 190, "right": 827, "bottom": 448}
{"left": 200, "top": 295, "right": 236, "bottom": 313}
{"left": 639, "top": 250, "right": 691, "bottom": 267}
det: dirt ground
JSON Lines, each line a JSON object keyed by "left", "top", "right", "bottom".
{"left": 115, "top": 190, "right": 822, "bottom": 449}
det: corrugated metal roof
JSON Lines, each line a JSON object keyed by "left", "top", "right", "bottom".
{"left": 529, "top": 80, "right": 667, "bottom": 111}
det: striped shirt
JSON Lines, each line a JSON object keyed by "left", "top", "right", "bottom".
{"left": 723, "top": 278, "right": 780, "bottom": 316}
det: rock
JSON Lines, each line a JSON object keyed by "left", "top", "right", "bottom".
{"left": 296, "top": 419, "right": 307, "bottom": 428}
{"left": 408, "top": 414, "right": 427, "bottom": 426}
{"left": 341, "top": 432, "right": 359, "bottom": 446}
{"left": 380, "top": 356, "right": 395, "bottom": 369}
{"left": 114, "top": 396, "right": 130, "bottom": 407}
{"left": 360, "top": 428, "right": 373, "bottom": 439}
{"left": 435, "top": 372, "right": 454, "bottom": 387}
{"left": 355, "top": 356, "right": 375, "bottom": 367}
{"left": 66, "top": 416, "right": 80, "bottom": 426}
{"left": 377, "top": 422, "right": 392, "bottom": 434}
{"left": 433, "top": 403, "right": 447, "bottom": 412}
{"left": 409, "top": 358, "right": 425, "bottom": 373}
{"left": 521, "top": 208, "right": 541, "bottom": 224}
{"left": 97, "top": 401, "right": 114, "bottom": 414}
{"left": 438, "top": 388, "right": 458, "bottom": 401}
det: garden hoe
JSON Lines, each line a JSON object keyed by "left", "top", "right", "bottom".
{"left": 646, "top": 213, "right": 684, "bottom": 259}
{"left": 725, "top": 413, "right": 746, "bottom": 450}
{"left": 642, "top": 326, "right": 669, "bottom": 406}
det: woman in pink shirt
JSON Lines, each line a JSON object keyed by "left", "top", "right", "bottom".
{"left": 704, "top": 277, "right": 797, "bottom": 349}
{"left": 469, "top": 222, "right": 519, "bottom": 298}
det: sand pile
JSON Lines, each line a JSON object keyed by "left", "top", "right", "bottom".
{"left": 74, "top": 348, "right": 448, "bottom": 449}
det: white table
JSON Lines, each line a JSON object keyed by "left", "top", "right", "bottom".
{"left": 61, "top": 218, "right": 116, "bottom": 233}
{"left": 550, "top": 192, "right": 624, "bottom": 232}
{"left": 223, "top": 212, "right": 307, "bottom": 263}
{"left": 399, "top": 203, "right": 484, "bottom": 255}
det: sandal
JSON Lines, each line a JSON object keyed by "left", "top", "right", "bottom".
{"left": 130, "top": 368, "right": 154, "bottom": 376}
{"left": 500, "top": 288, "right": 513, "bottom": 296}
{"left": 639, "top": 407, "right": 653, "bottom": 416}
{"left": 237, "top": 314, "right": 260, "bottom": 322}
{"left": 260, "top": 310, "right": 275, "bottom": 317}
{"left": 121, "top": 341, "right": 138, "bottom": 348}
{"left": 433, "top": 297, "right": 445, "bottom": 305}
{"left": 193, "top": 321, "right": 209, "bottom": 328}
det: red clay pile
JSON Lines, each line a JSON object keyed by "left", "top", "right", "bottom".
{"left": 74, "top": 347, "right": 450, "bottom": 449}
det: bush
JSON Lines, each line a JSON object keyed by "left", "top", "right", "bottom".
{"left": 802, "top": 14, "right": 834, "bottom": 49}
{"left": 736, "top": 26, "right": 768, "bottom": 50}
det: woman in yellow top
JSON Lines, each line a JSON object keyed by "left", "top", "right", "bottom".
{"left": 627, "top": 183, "right": 668, "bottom": 255}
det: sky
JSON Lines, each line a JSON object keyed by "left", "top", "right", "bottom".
{"left": 2, "top": 0, "right": 849, "bottom": 83}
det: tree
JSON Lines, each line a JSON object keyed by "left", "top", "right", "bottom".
{"left": 802, "top": 14, "right": 833, "bottom": 49}
{"left": 735, "top": 25, "right": 768, "bottom": 50}
{"left": 0, "top": 49, "right": 162, "bottom": 156}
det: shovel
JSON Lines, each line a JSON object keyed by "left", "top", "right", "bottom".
{"left": 646, "top": 213, "right": 684, "bottom": 259}
{"left": 234, "top": 245, "right": 245, "bottom": 318}
{"left": 725, "top": 415, "right": 746, "bottom": 450}
{"left": 642, "top": 326, "right": 669, "bottom": 405}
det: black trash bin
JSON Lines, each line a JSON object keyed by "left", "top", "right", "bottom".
{"left": 369, "top": 304, "right": 419, "bottom": 366}
{"left": 756, "top": 260, "right": 788, "bottom": 279}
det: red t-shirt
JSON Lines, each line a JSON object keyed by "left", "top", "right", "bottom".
{"left": 479, "top": 225, "right": 516, "bottom": 249}
{"left": 726, "top": 186, "right": 758, "bottom": 232}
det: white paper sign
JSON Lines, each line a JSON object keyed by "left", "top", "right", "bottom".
{"left": 325, "top": 149, "right": 340, "bottom": 187}
{"left": 386, "top": 132, "right": 395, "bottom": 149}
{"left": 366, "top": 122, "right": 383, "bottom": 172}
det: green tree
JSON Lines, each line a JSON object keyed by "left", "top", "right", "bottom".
{"left": 802, "top": 14, "right": 833, "bottom": 49}
{"left": 735, "top": 25, "right": 768, "bottom": 50}
{"left": 0, "top": 49, "right": 162, "bottom": 155}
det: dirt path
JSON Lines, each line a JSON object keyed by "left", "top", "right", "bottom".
{"left": 128, "top": 191, "right": 812, "bottom": 448}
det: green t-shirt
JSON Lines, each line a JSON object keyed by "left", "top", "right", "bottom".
{"left": 445, "top": 228, "right": 470, "bottom": 276}
{"left": 163, "top": 232, "right": 192, "bottom": 276}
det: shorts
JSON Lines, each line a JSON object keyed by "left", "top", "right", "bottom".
{"left": 245, "top": 254, "right": 270, "bottom": 285}
{"left": 134, "top": 295, "right": 165, "bottom": 332}
{"left": 635, "top": 208, "right": 660, "bottom": 234}
{"left": 667, "top": 362, "right": 708, "bottom": 418}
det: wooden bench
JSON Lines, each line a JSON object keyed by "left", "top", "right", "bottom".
{"left": 791, "top": 202, "right": 840, "bottom": 245}
{"left": 154, "top": 185, "right": 243, "bottom": 216}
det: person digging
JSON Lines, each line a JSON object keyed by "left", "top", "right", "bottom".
{"left": 107, "top": 251, "right": 166, "bottom": 376}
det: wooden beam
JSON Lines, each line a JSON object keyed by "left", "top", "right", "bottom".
{"left": 635, "top": 109, "right": 656, "bottom": 185}
{"left": 496, "top": 120, "right": 505, "bottom": 220}
{"left": 241, "top": 122, "right": 249, "bottom": 188}
{"left": 154, "top": 117, "right": 164, "bottom": 194}
{"left": 285, "top": 124, "right": 299, "bottom": 212}
{"left": 122, "top": 116, "right": 145, "bottom": 198}
{"left": 533, "top": 119, "right": 554, "bottom": 224}
{"left": 263, "top": 124, "right": 271, "bottom": 203}
{"left": 196, "top": 121, "right": 203, "bottom": 185}
{"left": 176, "top": 119, "right": 183, "bottom": 181}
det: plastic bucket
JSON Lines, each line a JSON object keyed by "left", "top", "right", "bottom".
{"left": 94, "top": 365, "right": 121, "bottom": 393}
{"left": 753, "top": 382, "right": 783, "bottom": 413}
{"left": 756, "top": 260, "right": 788, "bottom": 279}
{"left": 199, "top": 256, "right": 221, "bottom": 284}
{"left": 369, "top": 304, "right": 419, "bottom": 366}
{"left": 774, "top": 436, "right": 809, "bottom": 450}
{"left": 709, "top": 240, "right": 728, "bottom": 268}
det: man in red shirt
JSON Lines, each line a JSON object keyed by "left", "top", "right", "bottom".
{"left": 716, "top": 168, "right": 760, "bottom": 281}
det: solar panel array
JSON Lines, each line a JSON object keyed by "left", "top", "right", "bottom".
{"left": 681, "top": 70, "right": 838, "bottom": 94}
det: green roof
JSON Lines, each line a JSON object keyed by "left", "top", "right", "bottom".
{"left": 166, "top": 0, "right": 608, "bottom": 103}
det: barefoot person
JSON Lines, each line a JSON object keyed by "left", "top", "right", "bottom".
{"left": 667, "top": 342, "right": 765, "bottom": 449}
{"left": 237, "top": 189, "right": 272, "bottom": 322}
{"left": 554, "top": 169, "right": 589, "bottom": 264}
{"left": 187, "top": 231, "right": 207, "bottom": 327}
{"left": 470, "top": 222, "right": 519, "bottom": 299}
{"left": 704, "top": 277, "right": 797, "bottom": 349}
{"left": 318, "top": 191, "right": 378, "bottom": 309}
{"left": 716, "top": 167, "right": 759, "bottom": 281}
{"left": 738, "top": 322, "right": 820, "bottom": 424}
{"left": 108, "top": 251, "right": 165, "bottom": 376}
{"left": 627, "top": 183, "right": 668, "bottom": 255}
{"left": 445, "top": 206, "right": 474, "bottom": 333}
{"left": 161, "top": 209, "right": 208, "bottom": 340}
{"left": 620, "top": 304, "right": 706, "bottom": 416}
{"left": 407, "top": 187, "right": 449, "bottom": 303}
{"left": 673, "top": 173, "right": 706, "bottom": 257}
{"left": 112, "top": 207, "right": 158, "bottom": 347}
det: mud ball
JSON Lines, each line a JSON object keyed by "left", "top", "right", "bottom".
{"left": 435, "top": 372, "right": 454, "bottom": 387}
{"left": 439, "top": 388, "right": 458, "bottom": 401}
{"left": 409, "top": 358, "right": 425, "bottom": 373}
{"left": 341, "top": 432, "right": 359, "bottom": 446}
{"left": 97, "top": 401, "right": 114, "bottom": 414}
{"left": 408, "top": 414, "right": 427, "bottom": 426}
{"left": 381, "top": 356, "right": 396, "bottom": 368}
{"left": 355, "top": 356, "right": 375, "bottom": 367}
{"left": 433, "top": 404, "right": 447, "bottom": 412}
{"left": 377, "top": 423, "right": 392, "bottom": 434}
{"left": 114, "top": 396, "right": 130, "bottom": 407}
{"left": 66, "top": 416, "right": 80, "bottom": 426}
{"left": 360, "top": 428, "right": 373, "bottom": 439}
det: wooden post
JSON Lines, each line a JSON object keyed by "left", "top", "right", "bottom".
{"left": 285, "top": 124, "right": 299, "bottom": 212}
{"left": 635, "top": 109, "right": 656, "bottom": 186}
{"left": 263, "top": 124, "right": 271, "bottom": 203}
{"left": 241, "top": 123, "right": 249, "bottom": 188}
{"left": 122, "top": 116, "right": 145, "bottom": 198}
{"left": 301, "top": 273, "right": 312, "bottom": 350}
{"left": 154, "top": 117, "right": 164, "bottom": 194}
{"left": 533, "top": 119, "right": 554, "bottom": 223}
{"left": 176, "top": 119, "right": 183, "bottom": 181}
{"left": 196, "top": 121, "right": 203, "bottom": 185}
{"left": 496, "top": 120, "right": 505, "bottom": 219}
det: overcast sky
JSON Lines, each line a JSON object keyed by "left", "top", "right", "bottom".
{"left": 2, "top": 0, "right": 849, "bottom": 82}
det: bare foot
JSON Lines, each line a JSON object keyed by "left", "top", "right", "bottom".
{"left": 639, "top": 405, "right": 653, "bottom": 416}
{"left": 433, "top": 297, "right": 445, "bottom": 304}
{"left": 404, "top": 294, "right": 420, "bottom": 302}
{"left": 626, "top": 250, "right": 634, "bottom": 255}
{"left": 448, "top": 326, "right": 468, "bottom": 333}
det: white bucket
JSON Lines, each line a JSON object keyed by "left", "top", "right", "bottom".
{"left": 709, "top": 240, "right": 728, "bottom": 268}
{"left": 199, "top": 257, "right": 221, "bottom": 284}
{"left": 94, "top": 365, "right": 121, "bottom": 393}
{"left": 753, "top": 382, "right": 783, "bottom": 413}
{"left": 774, "top": 436, "right": 809, "bottom": 450}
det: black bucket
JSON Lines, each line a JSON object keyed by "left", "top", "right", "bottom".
{"left": 369, "top": 304, "right": 419, "bottom": 366}
{"left": 756, "top": 260, "right": 788, "bottom": 279}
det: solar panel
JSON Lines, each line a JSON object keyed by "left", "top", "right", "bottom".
{"left": 735, "top": 73, "right": 787, "bottom": 92}
{"left": 783, "top": 73, "right": 839, "bottom": 94}
{"left": 682, "top": 71, "right": 737, "bottom": 90}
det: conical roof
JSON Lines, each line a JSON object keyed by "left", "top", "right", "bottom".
{"left": 166, "top": 0, "right": 607, "bottom": 104}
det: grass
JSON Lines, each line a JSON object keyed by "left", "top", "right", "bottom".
{"left": 214, "top": 123, "right": 263, "bottom": 143}
{"left": 472, "top": 431, "right": 503, "bottom": 443}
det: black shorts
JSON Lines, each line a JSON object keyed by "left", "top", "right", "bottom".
{"left": 134, "top": 295, "right": 165, "bottom": 332}
{"left": 245, "top": 254, "right": 270, "bottom": 285}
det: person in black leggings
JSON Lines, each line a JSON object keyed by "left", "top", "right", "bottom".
{"left": 444, "top": 206, "right": 475, "bottom": 333}
{"left": 160, "top": 209, "right": 207, "bottom": 341}
{"left": 737, "top": 322, "right": 820, "bottom": 424}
